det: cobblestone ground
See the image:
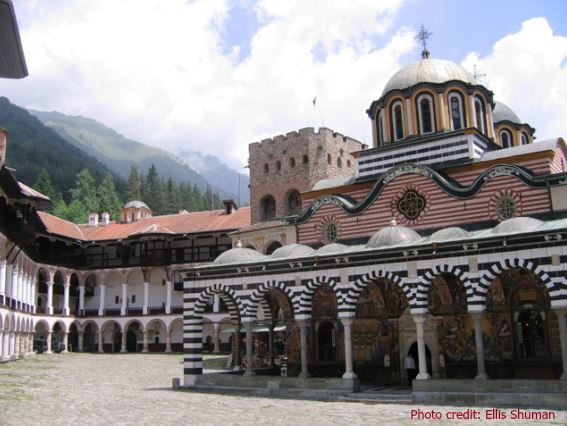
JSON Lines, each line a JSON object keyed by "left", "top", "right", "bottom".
{"left": 0, "top": 354, "right": 565, "bottom": 426}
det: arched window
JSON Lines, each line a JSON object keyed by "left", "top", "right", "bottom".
{"left": 500, "top": 129, "right": 513, "bottom": 148}
{"left": 302, "top": 155, "right": 309, "bottom": 164}
{"left": 327, "top": 154, "right": 332, "bottom": 165}
{"left": 260, "top": 195, "right": 276, "bottom": 221}
{"left": 347, "top": 159, "right": 351, "bottom": 168}
{"left": 521, "top": 132, "right": 529, "bottom": 145}
{"left": 286, "top": 189, "right": 302, "bottom": 215}
{"left": 115, "top": 295, "right": 119, "bottom": 304}
{"left": 263, "top": 163, "right": 269, "bottom": 174}
{"left": 289, "top": 157, "right": 296, "bottom": 168}
{"left": 377, "top": 110, "right": 385, "bottom": 146}
{"left": 474, "top": 96, "right": 487, "bottom": 134}
{"left": 417, "top": 93, "right": 435, "bottom": 135}
{"left": 337, "top": 157, "right": 342, "bottom": 168}
{"left": 448, "top": 92, "right": 465, "bottom": 130}
{"left": 391, "top": 101, "right": 405, "bottom": 141}
{"left": 275, "top": 160, "right": 281, "bottom": 171}
{"left": 131, "top": 295, "right": 136, "bottom": 303}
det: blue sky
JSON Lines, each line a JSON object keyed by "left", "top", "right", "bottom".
{"left": 2, "top": 0, "right": 566, "bottom": 170}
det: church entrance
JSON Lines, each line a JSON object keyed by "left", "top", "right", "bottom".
{"left": 317, "top": 321, "right": 336, "bottom": 362}
{"left": 408, "top": 342, "right": 431, "bottom": 376}
{"left": 126, "top": 330, "right": 138, "bottom": 352}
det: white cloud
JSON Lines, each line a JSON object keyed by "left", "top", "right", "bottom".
{"left": 461, "top": 17, "right": 567, "bottom": 141}
{"left": 1, "top": 0, "right": 411, "bottom": 171}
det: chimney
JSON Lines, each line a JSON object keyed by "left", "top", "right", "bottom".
{"left": 88, "top": 213, "right": 99, "bottom": 227}
{"left": 223, "top": 199, "right": 238, "bottom": 215}
{"left": 100, "top": 212, "right": 110, "bottom": 226}
{"left": 0, "top": 128, "right": 7, "bottom": 168}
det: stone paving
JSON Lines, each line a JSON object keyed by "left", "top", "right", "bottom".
{"left": 0, "top": 353, "right": 565, "bottom": 426}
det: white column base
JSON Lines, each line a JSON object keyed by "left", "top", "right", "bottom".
{"left": 342, "top": 371, "right": 358, "bottom": 380}
{"left": 63, "top": 308, "right": 70, "bottom": 316}
{"left": 142, "top": 348, "right": 149, "bottom": 353}
{"left": 45, "top": 350, "right": 52, "bottom": 354}
{"left": 416, "top": 372, "right": 431, "bottom": 380}
{"left": 232, "top": 365, "right": 242, "bottom": 372}
{"left": 120, "top": 348, "right": 127, "bottom": 353}
{"left": 184, "top": 375, "right": 197, "bottom": 387}
{"left": 475, "top": 373, "right": 488, "bottom": 380}
{"left": 143, "top": 307, "right": 148, "bottom": 315}
{"left": 165, "top": 348, "right": 172, "bottom": 353}
{"left": 243, "top": 370, "right": 256, "bottom": 377}
{"left": 165, "top": 306, "right": 171, "bottom": 314}
{"left": 298, "top": 371, "right": 311, "bottom": 378}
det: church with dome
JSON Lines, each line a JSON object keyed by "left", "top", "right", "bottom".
{"left": 179, "top": 47, "right": 567, "bottom": 402}
{"left": 0, "top": 10, "right": 566, "bottom": 405}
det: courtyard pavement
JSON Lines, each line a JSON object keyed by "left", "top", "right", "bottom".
{"left": 0, "top": 353, "right": 565, "bottom": 426}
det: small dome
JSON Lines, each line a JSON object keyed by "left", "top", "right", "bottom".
{"left": 430, "top": 227, "right": 470, "bottom": 242}
{"left": 366, "top": 219, "right": 422, "bottom": 248}
{"left": 315, "top": 243, "right": 350, "bottom": 256}
{"left": 382, "top": 58, "right": 476, "bottom": 96}
{"left": 271, "top": 243, "right": 315, "bottom": 259}
{"left": 492, "top": 217, "right": 543, "bottom": 235}
{"left": 214, "top": 247, "right": 263, "bottom": 265}
{"left": 492, "top": 101, "right": 522, "bottom": 124}
{"left": 124, "top": 200, "right": 150, "bottom": 209}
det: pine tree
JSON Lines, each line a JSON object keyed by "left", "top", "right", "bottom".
{"left": 70, "top": 169, "right": 99, "bottom": 214}
{"left": 145, "top": 164, "right": 164, "bottom": 213}
{"left": 125, "top": 165, "right": 141, "bottom": 201}
{"left": 33, "top": 169, "right": 58, "bottom": 203}
{"left": 97, "top": 173, "right": 122, "bottom": 219}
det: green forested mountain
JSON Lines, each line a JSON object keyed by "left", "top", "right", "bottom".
{"left": 0, "top": 97, "right": 124, "bottom": 200}
{"left": 28, "top": 109, "right": 211, "bottom": 191}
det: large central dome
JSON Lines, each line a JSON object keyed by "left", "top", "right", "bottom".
{"left": 381, "top": 58, "right": 476, "bottom": 96}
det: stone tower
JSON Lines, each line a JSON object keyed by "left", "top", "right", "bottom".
{"left": 248, "top": 127, "right": 363, "bottom": 224}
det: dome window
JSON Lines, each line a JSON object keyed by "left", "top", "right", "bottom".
{"left": 397, "top": 190, "right": 426, "bottom": 220}
{"left": 377, "top": 110, "right": 386, "bottom": 146}
{"left": 417, "top": 93, "right": 435, "bottom": 135}
{"left": 391, "top": 101, "right": 405, "bottom": 141}
{"left": 500, "top": 129, "right": 513, "bottom": 148}
{"left": 448, "top": 92, "right": 465, "bottom": 130}
{"left": 474, "top": 96, "right": 487, "bottom": 134}
{"left": 521, "top": 132, "right": 529, "bottom": 145}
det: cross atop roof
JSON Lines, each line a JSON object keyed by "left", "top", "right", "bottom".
{"left": 416, "top": 25, "right": 432, "bottom": 59}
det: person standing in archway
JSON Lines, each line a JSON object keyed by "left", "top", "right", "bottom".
{"left": 405, "top": 353, "right": 416, "bottom": 386}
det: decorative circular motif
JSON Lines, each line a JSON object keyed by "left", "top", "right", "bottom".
{"left": 321, "top": 220, "right": 338, "bottom": 243}
{"left": 495, "top": 195, "right": 517, "bottom": 220}
{"left": 397, "top": 190, "right": 426, "bottom": 220}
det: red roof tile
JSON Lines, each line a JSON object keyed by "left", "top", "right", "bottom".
{"left": 38, "top": 207, "right": 251, "bottom": 241}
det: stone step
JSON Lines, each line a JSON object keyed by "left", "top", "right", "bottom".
{"left": 338, "top": 396, "right": 414, "bottom": 404}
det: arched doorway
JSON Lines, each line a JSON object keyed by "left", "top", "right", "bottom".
{"left": 125, "top": 321, "right": 142, "bottom": 352}
{"left": 485, "top": 268, "right": 558, "bottom": 378}
{"left": 352, "top": 278, "right": 409, "bottom": 384}
{"left": 408, "top": 341, "right": 432, "bottom": 376}
{"left": 83, "top": 322, "right": 97, "bottom": 352}
{"left": 68, "top": 323, "right": 79, "bottom": 352}
{"left": 260, "top": 195, "right": 276, "bottom": 221}
{"left": 317, "top": 321, "right": 336, "bottom": 362}
{"left": 285, "top": 189, "right": 302, "bottom": 215}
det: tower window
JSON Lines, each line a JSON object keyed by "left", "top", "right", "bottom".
{"left": 302, "top": 155, "right": 309, "bottom": 164}
{"left": 521, "top": 132, "right": 529, "bottom": 145}
{"left": 417, "top": 94, "right": 435, "bottom": 135}
{"left": 377, "top": 110, "right": 385, "bottom": 146}
{"left": 260, "top": 195, "right": 276, "bottom": 221}
{"left": 289, "top": 157, "right": 296, "bottom": 168}
{"left": 474, "top": 97, "right": 487, "bottom": 134}
{"left": 391, "top": 101, "right": 405, "bottom": 141}
{"left": 263, "top": 163, "right": 269, "bottom": 174}
{"left": 286, "top": 189, "right": 302, "bottom": 215}
{"left": 347, "top": 160, "right": 351, "bottom": 168}
{"left": 500, "top": 129, "right": 513, "bottom": 148}
{"left": 337, "top": 157, "right": 342, "bottom": 168}
{"left": 276, "top": 160, "right": 281, "bottom": 171}
{"left": 448, "top": 92, "right": 465, "bottom": 130}
{"left": 327, "top": 154, "right": 332, "bottom": 165}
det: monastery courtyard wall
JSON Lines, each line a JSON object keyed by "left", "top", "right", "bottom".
{"left": 0, "top": 353, "right": 565, "bottom": 425}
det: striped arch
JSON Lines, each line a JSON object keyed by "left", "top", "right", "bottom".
{"left": 343, "top": 269, "right": 410, "bottom": 314}
{"left": 192, "top": 284, "right": 244, "bottom": 322}
{"left": 245, "top": 280, "right": 299, "bottom": 322}
{"left": 298, "top": 276, "right": 342, "bottom": 318}
{"left": 418, "top": 264, "right": 472, "bottom": 306}
{"left": 477, "top": 258, "right": 553, "bottom": 306}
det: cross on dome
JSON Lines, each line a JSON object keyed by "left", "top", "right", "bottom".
{"left": 416, "top": 25, "right": 432, "bottom": 59}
